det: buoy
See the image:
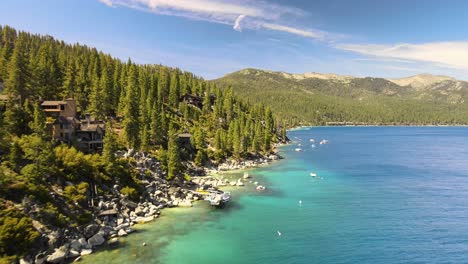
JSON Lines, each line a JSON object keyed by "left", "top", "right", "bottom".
{"left": 142, "top": 242, "right": 147, "bottom": 247}
{"left": 299, "top": 200, "right": 302, "bottom": 206}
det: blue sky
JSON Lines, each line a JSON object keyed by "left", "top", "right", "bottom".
{"left": 1, "top": 0, "right": 468, "bottom": 80}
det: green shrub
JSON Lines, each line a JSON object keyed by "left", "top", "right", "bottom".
{"left": 0, "top": 207, "right": 40, "bottom": 257}
{"left": 184, "top": 173, "right": 191, "bottom": 182}
{"left": 38, "top": 203, "right": 68, "bottom": 228}
{"left": 120, "top": 186, "right": 139, "bottom": 202}
{"left": 63, "top": 182, "right": 89, "bottom": 206}
{"left": 76, "top": 212, "right": 93, "bottom": 225}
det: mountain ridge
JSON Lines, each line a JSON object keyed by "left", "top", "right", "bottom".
{"left": 214, "top": 68, "right": 468, "bottom": 126}
{"left": 235, "top": 68, "right": 464, "bottom": 88}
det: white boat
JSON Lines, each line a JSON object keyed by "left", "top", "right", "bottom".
{"left": 309, "top": 139, "right": 315, "bottom": 143}
{"left": 319, "top": 140, "right": 329, "bottom": 145}
{"left": 310, "top": 172, "right": 317, "bottom": 177}
{"left": 295, "top": 148, "right": 302, "bottom": 152}
{"left": 256, "top": 185, "right": 266, "bottom": 191}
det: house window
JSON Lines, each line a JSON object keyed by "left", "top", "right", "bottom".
{"left": 60, "top": 133, "right": 63, "bottom": 139}
{"left": 60, "top": 105, "right": 65, "bottom": 111}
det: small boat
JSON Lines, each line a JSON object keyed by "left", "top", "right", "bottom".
{"left": 309, "top": 139, "right": 315, "bottom": 143}
{"left": 310, "top": 172, "right": 317, "bottom": 177}
{"left": 298, "top": 143, "right": 302, "bottom": 147}
{"left": 295, "top": 148, "right": 302, "bottom": 152}
{"left": 319, "top": 139, "right": 329, "bottom": 145}
{"left": 311, "top": 144, "right": 316, "bottom": 148}
{"left": 256, "top": 185, "right": 266, "bottom": 191}
{"left": 277, "top": 230, "right": 282, "bottom": 236}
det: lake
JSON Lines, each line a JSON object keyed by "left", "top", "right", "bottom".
{"left": 82, "top": 127, "right": 468, "bottom": 263}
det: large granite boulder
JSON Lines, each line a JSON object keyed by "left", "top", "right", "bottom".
{"left": 83, "top": 224, "right": 100, "bottom": 239}
{"left": 87, "top": 232, "right": 105, "bottom": 247}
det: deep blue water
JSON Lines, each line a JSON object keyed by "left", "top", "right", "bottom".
{"left": 83, "top": 127, "right": 468, "bottom": 264}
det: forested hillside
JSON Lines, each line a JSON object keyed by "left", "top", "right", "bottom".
{"left": 215, "top": 68, "right": 468, "bottom": 126}
{"left": 0, "top": 26, "right": 286, "bottom": 261}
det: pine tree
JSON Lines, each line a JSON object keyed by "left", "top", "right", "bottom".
{"left": 167, "top": 125, "right": 180, "bottom": 180}
{"left": 263, "top": 107, "right": 274, "bottom": 151}
{"left": 251, "top": 122, "right": 263, "bottom": 153}
{"left": 32, "top": 43, "right": 62, "bottom": 99}
{"left": 102, "top": 122, "right": 118, "bottom": 165}
{"left": 88, "top": 63, "right": 103, "bottom": 118}
{"left": 159, "top": 110, "right": 168, "bottom": 148}
{"left": 99, "top": 64, "right": 112, "bottom": 116}
{"left": 4, "top": 33, "right": 29, "bottom": 103}
{"left": 30, "top": 102, "right": 46, "bottom": 137}
{"left": 169, "top": 70, "right": 180, "bottom": 108}
{"left": 62, "top": 59, "right": 78, "bottom": 98}
{"left": 202, "top": 89, "right": 211, "bottom": 116}
{"left": 192, "top": 127, "right": 205, "bottom": 150}
{"left": 4, "top": 100, "right": 31, "bottom": 136}
{"left": 0, "top": 26, "right": 16, "bottom": 82}
{"left": 111, "top": 62, "right": 122, "bottom": 112}
{"left": 122, "top": 64, "right": 140, "bottom": 149}
{"left": 214, "top": 128, "right": 224, "bottom": 151}
{"left": 138, "top": 71, "right": 151, "bottom": 151}
{"left": 150, "top": 101, "right": 161, "bottom": 146}
{"left": 157, "top": 67, "right": 170, "bottom": 105}
{"left": 8, "top": 140, "right": 23, "bottom": 172}
{"left": 194, "top": 149, "right": 207, "bottom": 167}
{"left": 232, "top": 120, "right": 242, "bottom": 158}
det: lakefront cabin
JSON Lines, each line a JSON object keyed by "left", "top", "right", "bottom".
{"left": 76, "top": 116, "right": 105, "bottom": 153}
{"left": 41, "top": 99, "right": 80, "bottom": 143}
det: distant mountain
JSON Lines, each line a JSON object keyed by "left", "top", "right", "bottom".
{"left": 388, "top": 74, "right": 455, "bottom": 89}
{"left": 214, "top": 68, "right": 468, "bottom": 126}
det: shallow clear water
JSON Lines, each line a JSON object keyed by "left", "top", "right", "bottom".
{"left": 82, "top": 127, "right": 468, "bottom": 264}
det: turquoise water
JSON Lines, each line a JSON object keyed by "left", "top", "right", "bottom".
{"left": 82, "top": 127, "right": 468, "bottom": 263}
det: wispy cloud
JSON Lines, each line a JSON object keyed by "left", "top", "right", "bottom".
{"left": 233, "top": 14, "right": 246, "bottom": 32}
{"left": 337, "top": 41, "right": 468, "bottom": 70}
{"left": 261, "top": 23, "right": 325, "bottom": 40}
{"left": 98, "top": 0, "right": 335, "bottom": 41}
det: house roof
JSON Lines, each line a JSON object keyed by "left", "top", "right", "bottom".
{"left": 0, "top": 94, "right": 7, "bottom": 101}
{"left": 79, "top": 124, "right": 104, "bottom": 132}
{"left": 41, "top": 100, "right": 67, "bottom": 106}
{"left": 178, "top": 133, "right": 192, "bottom": 138}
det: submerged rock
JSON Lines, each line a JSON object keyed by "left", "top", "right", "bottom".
{"left": 117, "top": 229, "right": 128, "bottom": 237}
{"left": 68, "top": 249, "right": 81, "bottom": 258}
{"left": 134, "top": 215, "right": 155, "bottom": 223}
{"left": 80, "top": 249, "right": 93, "bottom": 256}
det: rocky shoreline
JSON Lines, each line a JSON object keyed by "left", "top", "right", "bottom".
{"left": 21, "top": 148, "right": 283, "bottom": 264}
